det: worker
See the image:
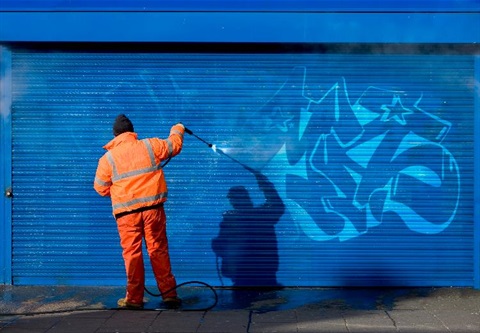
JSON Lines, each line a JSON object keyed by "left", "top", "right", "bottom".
{"left": 94, "top": 114, "right": 185, "bottom": 309}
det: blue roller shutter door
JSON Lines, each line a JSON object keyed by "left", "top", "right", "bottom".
{"left": 11, "top": 51, "right": 475, "bottom": 287}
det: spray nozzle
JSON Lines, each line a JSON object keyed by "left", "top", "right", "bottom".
{"left": 184, "top": 126, "right": 255, "bottom": 173}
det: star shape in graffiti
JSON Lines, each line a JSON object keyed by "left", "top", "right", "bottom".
{"left": 380, "top": 95, "right": 414, "bottom": 126}
{"left": 265, "top": 106, "right": 295, "bottom": 133}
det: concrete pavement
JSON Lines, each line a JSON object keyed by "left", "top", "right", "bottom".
{"left": 1, "top": 286, "right": 479, "bottom": 332}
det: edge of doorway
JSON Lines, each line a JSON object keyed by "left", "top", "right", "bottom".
{"left": 0, "top": 45, "right": 12, "bottom": 284}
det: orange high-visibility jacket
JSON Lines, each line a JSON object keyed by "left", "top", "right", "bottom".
{"left": 94, "top": 124, "right": 185, "bottom": 216}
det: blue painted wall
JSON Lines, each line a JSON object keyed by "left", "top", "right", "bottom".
{"left": 0, "top": 1, "right": 479, "bottom": 43}
{"left": 0, "top": 0, "right": 479, "bottom": 287}
{"left": 0, "top": 0, "right": 479, "bottom": 12}
{"left": 0, "top": 12, "right": 479, "bottom": 43}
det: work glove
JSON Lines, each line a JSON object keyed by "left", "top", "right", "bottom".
{"left": 173, "top": 123, "right": 187, "bottom": 134}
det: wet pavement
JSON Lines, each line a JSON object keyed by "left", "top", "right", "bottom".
{"left": 1, "top": 285, "right": 479, "bottom": 332}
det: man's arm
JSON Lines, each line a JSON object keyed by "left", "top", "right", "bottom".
{"left": 256, "top": 173, "right": 285, "bottom": 215}
{"left": 150, "top": 123, "right": 185, "bottom": 162}
{"left": 94, "top": 155, "right": 112, "bottom": 197}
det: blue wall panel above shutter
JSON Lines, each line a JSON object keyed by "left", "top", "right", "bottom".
{"left": 1, "top": 0, "right": 479, "bottom": 12}
{"left": 10, "top": 50, "right": 475, "bottom": 287}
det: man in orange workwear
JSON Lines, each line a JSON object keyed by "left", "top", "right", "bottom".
{"left": 94, "top": 114, "right": 185, "bottom": 309}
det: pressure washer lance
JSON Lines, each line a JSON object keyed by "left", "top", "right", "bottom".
{"left": 184, "top": 126, "right": 212, "bottom": 148}
{"left": 184, "top": 126, "right": 256, "bottom": 173}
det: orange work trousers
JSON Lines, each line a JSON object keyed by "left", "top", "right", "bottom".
{"left": 116, "top": 206, "right": 177, "bottom": 305}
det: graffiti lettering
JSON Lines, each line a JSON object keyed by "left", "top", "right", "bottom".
{"left": 262, "top": 67, "right": 460, "bottom": 241}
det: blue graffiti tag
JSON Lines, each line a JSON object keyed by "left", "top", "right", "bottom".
{"left": 264, "top": 67, "right": 460, "bottom": 242}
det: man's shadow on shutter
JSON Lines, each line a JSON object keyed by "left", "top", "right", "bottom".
{"left": 212, "top": 172, "right": 285, "bottom": 290}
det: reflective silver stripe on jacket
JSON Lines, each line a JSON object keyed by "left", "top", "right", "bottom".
{"left": 142, "top": 139, "right": 156, "bottom": 166}
{"left": 166, "top": 129, "right": 183, "bottom": 158}
{"left": 107, "top": 139, "right": 162, "bottom": 182}
{"left": 112, "top": 192, "right": 168, "bottom": 211}
{"left": 112, "top": 164, "right": 163, "bottom": 182}
{"left": 106, "top": 151, "right": 118, "bottom": 178}
{"left": 94, "top": 176, "right": 112, "bottom": 187}
{"left": 166, "top": 139, "right": 173, "bottom": 158}
{"left": 172, "top": 129, "right": 184, "bottom": 137}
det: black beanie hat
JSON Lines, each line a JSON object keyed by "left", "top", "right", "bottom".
{"left": 113, "top": 114, "right": 134, "bottom": 136}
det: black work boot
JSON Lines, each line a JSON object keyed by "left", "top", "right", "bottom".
{"left": 163, "top": 297, "right": 182, "bottom": 309}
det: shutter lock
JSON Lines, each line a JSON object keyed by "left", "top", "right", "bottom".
{"left": 5, "top": 187, "right": 13, "bottom": 198}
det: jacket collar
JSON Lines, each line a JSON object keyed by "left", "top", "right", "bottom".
{"left": 103, "top": 132, "right": 138, "bottom": 150}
